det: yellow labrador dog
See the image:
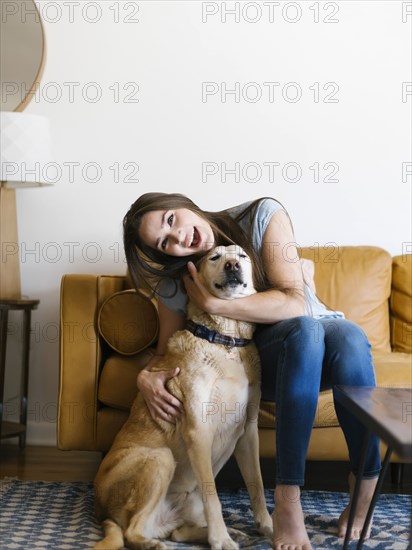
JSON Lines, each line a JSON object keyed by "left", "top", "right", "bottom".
{"left": 94, "top": 245, "right": 272, "bottom": 550}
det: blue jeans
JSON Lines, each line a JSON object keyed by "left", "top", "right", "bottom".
{"left": 254, "top": 316, "right": 381, "bottom": 486}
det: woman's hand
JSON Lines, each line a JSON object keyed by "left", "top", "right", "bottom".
{"left": 183, "top": 261, "right": 222, "bottom": 314}
{"left": 137, "top": 365, "right": 183, "bottom": 424}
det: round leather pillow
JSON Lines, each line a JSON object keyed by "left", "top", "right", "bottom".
{"left": 98, "top": 290, "right": 159, "bottom": 355}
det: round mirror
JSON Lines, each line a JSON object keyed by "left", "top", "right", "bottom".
{"left": 0, "top": 0, "right": 46, "bottom": 111}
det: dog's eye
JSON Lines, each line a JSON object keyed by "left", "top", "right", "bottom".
{"left": 209, "top": 254, "right": 221, "bottom": 261}
{"left": 239, "top": 254, "right": 247, "bottom": 259}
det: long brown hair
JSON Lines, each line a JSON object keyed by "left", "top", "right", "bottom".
{"left": 123, "top": 193, "right": 287, "bottom": 298}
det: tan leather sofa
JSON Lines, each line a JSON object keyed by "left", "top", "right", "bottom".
{"left": 58, "top": 246, "right": 412, "bottom": 466}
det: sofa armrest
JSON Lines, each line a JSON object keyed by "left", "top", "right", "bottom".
{"left": 57, "top": 274, "right": 126, "bottom": 450}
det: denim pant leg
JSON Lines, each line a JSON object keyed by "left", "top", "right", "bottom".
{"left": 255, "top": 316, "right": 381, "bottom": 487}
{"left": 254, "top": 316, "right": 326, "bottom": 486}
{"left": 320, "top": 318, "right": 381, "bottom": 479}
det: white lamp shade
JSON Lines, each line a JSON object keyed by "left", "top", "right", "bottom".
{"left": 1, "top": 112, "right": 52, "bottom": 186}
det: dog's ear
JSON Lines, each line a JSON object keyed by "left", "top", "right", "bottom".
{"left": 196, "top": 256, "right": 209, "bottom": 284}
{"left": 183, "top": 254, "right": 208, "bottom": 286}
{"left": 192, "top": 252, "right": 213, "bottom": 288}
{"left": 193, "top": 255, "right": 205, "bottom": 269}
{"left": 193, "top": 252, "right": 210, "bottom": 271}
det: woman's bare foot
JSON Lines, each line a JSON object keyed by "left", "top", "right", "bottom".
{"left": 273, "top": 485, "right": 312, "bottom": 550}
{"left": 338, "top": 472, "right": 379, "bottom": 540}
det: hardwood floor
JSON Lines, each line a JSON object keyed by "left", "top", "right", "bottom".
{"left": 1, "top": 444, "right": 411, "bottom": 495}
{"left": 0, "top": 445, "right": 102, "bottom": 482}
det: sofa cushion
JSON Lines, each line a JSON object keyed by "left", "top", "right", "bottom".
{"left": 258, "top": 390, "right": 341, "bottom": 430}
{"left": 300, "top": 246, "right": 392, "bottom": 351}
{"left": 372, "top": 349, "right": 412, "bottom": 386}
{"left": 98, "top": 346, "right": 411, "bottom": 436}
{"left": 258, "top": 349, "right": 412, "bottom": 429}
{"left": 98, "top": 290, "right": 159, "bottom": 355}
{"left": 98, "top": 348, "right": 154, "bottom": 409}
{"left": 391, "top": 254, "right": 412, "bottom": 353}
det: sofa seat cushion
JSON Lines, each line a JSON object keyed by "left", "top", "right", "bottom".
{"left": 258, "top": 350, "right": 412, "bottom": 429}
{"left": 98, "top": 349, "right": 154, "bottom": 410}
{"left": 372, "top": 350, "right": 412, "bottom": 386}
{"left": 258, "top": 389, "right": 341, "bottom": 429}
{"left": 98, "top": 349, "right": 411, "bottom": 431}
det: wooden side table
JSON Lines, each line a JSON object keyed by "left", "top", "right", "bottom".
{"left": 0, "top": 298, "right": 39, "bottom": 449}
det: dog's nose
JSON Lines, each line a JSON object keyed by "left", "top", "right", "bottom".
{"left": 224, "top": 259, "right": 240, "bottom": 272}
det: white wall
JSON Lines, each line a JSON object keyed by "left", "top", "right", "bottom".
{"left": 4, "top": 1, "right": 411, "bottom": 446}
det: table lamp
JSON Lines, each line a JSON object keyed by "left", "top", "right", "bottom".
{"left": 0, "top": 111, "right": 52, "bottom": 299}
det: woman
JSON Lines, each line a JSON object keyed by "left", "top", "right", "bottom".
{"left": 123, "top": 192, "right": 381, "bottom": 550}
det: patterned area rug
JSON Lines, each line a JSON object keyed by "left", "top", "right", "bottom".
{"left": 0, "top": 479, "right": 410, "bottom": 549}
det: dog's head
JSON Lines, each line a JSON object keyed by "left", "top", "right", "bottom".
{"left": 197, "top": 245, "right": 256, "bottom": 300}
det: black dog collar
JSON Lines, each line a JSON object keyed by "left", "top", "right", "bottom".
{"left": 186, "top": 320, "right": 252, "bottom": 348}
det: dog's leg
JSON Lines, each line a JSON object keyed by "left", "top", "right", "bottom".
{"left": 233, "top": 396, "right": 273, "bottom": 539}
{"left": 182, "top": 425, "right": 239, "bottom": 550}
{"left": 122, "top": 449, "right": 175, "bottom": 550}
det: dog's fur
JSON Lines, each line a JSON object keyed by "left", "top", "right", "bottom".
{"left": 94, "top": 245, "right": 273, "bottom": 550}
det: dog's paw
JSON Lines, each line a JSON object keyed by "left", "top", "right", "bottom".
{"left": 171, "top": 525, "right": 207, "bottom": 543}
{"left": 209, "top": 535, "right": 239, "bottom": 550}
{"left": 256, "top": 522, "right": 273, "bottom": 539}
{"left": 94, "top": 542, "right": 120, "bottom": 550}
{"left": 126, "top": 537, "right": 167, "bottom": 550}
{"left": 256, "top": 517, "right": 274, "bottom": 539}
{"left": 255, "top": 510, "right": 274, "bottom": 539}
{"left": 227, "top": 527, "right": 248, "bottom": 542}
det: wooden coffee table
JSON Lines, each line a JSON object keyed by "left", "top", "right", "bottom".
{"left": 334, "top": 386, "right": 412, "bottom": 550}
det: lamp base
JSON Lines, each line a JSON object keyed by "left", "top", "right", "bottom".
{"left": 0, "top": 187, "right": 21, "bottom": 299}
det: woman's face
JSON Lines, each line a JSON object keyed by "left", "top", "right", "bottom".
{"left": 138, "top": 208, "right": 215, "bottom": 257}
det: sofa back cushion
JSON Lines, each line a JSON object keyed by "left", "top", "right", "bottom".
{"left": 300, "top": 246, "right": 392, "bottom": 351}
{"left": 391, "top": 254, "right": 412, "bottom": 353}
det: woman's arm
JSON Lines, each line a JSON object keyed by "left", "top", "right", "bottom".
{"left": 154, "top": 299, "right": 187, "bottom": 354}
{"left": 137, "top": 300, "right": 186, "bottom": 422}
{"left": 184, "top": 210, "right": 306, "bottom": 324}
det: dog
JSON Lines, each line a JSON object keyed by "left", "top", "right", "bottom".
{"left": 94, "top": 245, "right": 273, "bottom": 550}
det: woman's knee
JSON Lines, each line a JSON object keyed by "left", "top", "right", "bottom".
{"left": 324, "top": 319, "right": 375, "bottom": 385}
{"left": 325, "top": 319, "right": 371, "bottom": 353}
{"left": 284, "top": 316, "right": 326, "bottom": 352}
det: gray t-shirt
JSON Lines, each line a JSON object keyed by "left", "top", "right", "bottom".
{"left": 158, "top": 198, "right": 344, "bottom": 319}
